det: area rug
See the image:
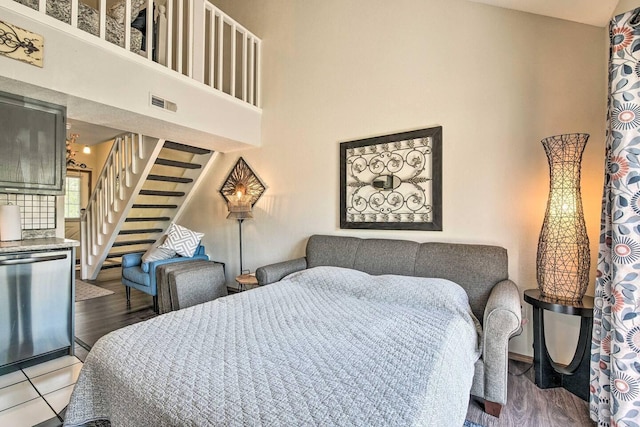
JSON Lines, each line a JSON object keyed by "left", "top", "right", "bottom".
{"left": 75, "top": 279, "right": 114, "bottom": 302}
{"left": 464, "top": 420, "right": 485, "bottom": 427}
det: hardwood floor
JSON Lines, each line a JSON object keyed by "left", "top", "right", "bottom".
{"left": 74, "top": 268, "right": 156, "bottom": 357}
{"left": 76, "top": 269, "right": 596, "bottom": 427}
{"left": 466, "top": 360, "right": 595, "bottom": 427}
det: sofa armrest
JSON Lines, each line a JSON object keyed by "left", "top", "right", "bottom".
{"left": 256, "top": 257, "right": 308, "bottom": 285}
{"left": 148, "top": 254, "right": 210, "bottom": 271}
{"left": 481, "top": 279, "right": 522, "bottom": 405}
{"left": 142, "top": 252, "right": 210, "bottom": 272}
{"left": 121, "top": 252, "right": 144, "bottom": 268}
{"left": 147, "top": 254, "right": 210, "bottom": 284}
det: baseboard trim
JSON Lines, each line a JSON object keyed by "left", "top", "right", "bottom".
{"left": 508, "top": 352, "right": 533, "bottom": 364}
{"left": 74, "top": 337, "right": 92, "bottom": 352}
{"left": 508, "top": 351, "right": 571, "bottom": 369}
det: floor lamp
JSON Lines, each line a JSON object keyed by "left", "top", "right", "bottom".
{"left": 219, "top": 158, "right": 267, "bottom": 275}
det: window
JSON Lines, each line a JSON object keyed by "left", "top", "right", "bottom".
{"left": 65, "top": 176, "right": 81, "bottom": 219}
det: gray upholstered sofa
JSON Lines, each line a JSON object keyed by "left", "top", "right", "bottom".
{"left": 255, "top": 234, "right": 522, "bottom": 417}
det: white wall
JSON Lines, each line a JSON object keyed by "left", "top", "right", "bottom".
{"left": 179, "top": 0, "right": 607, "bottom": 362}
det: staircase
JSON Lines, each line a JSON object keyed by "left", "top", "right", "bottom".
{"left": 81, "top": 136, "right": 217, "bottom": 279}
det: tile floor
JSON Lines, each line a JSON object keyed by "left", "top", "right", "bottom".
{"left": 0, "top": 356, "right": 82, "bottom": 427}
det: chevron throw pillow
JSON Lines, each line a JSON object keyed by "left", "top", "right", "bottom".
{"left": 159, "top": 223, "right": 204, "bottom": 257}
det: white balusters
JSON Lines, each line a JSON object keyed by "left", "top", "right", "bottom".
{"left": 146, "top": 0, "right": 153, "bottom": 60}
{"left": 99, "top": 0, "right": 106, "bottom": 39}
{"left": 187, "top": 0, "right": 194, "bottom": 78}
{"left": 177, "top": 0, "right": 184, "bottom": 75}
{"left": 124, "top": 0, "right": 131, "bottom": 51}
{"left": 201, "top": 2, "right": 261, "bottom": 106}
{"left": 21, "top": 0, "right": 261, "bottom": 108}
{"left": 230, "top": 24, "right": 236, "bottom": 97}
{"left": 192, "top": 0, "right": 204, "bottom": 82}
{"left": 242, "top": 33, "right": 247, "bottom": 101}
{"left": 255, "top": 39, "right": 261, "bottom": 107}
{"left": 216, "top": 10, "right": 223, "bottom": 90}
{"left": 249, "top": 37, "right": 255, "bottom": 105}
{"left": 70, "top": 0, "right": 78, "bottom": 28}
{"left": 166, "top": 1, "right": 174, "bottom": 69}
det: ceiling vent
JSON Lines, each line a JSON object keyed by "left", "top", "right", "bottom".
{"left": 150, "top": 94, "right": 177, "bottom": 112}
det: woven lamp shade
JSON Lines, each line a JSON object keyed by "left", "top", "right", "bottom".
{"left": 536, "top": 133, "right": 590, "bottom": 303}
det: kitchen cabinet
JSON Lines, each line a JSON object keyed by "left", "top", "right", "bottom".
{"left": 0, "top": 91, "right": 66, "bottom": 195}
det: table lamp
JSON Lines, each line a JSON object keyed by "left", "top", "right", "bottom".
{"left": 536, "top": 133, "right": 590, "bottom": 302}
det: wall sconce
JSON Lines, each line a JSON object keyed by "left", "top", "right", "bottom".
{"left": 82, "top": 145, "right": 91, "bottom": 154}
{"left": 536, "top": 133, "right": 590, "bottom": 302}
{"left": 219, "top": 157, "right": 267, "bottom": 274}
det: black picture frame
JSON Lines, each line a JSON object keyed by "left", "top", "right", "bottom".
{"left": 340, "top": 126, "right": 442, "bottom": 231}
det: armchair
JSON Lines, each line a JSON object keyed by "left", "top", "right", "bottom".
{"left": 121, "top": 245, "right": 209, "bottom": 312}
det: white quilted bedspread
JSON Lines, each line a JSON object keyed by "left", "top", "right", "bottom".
{"left": 64, "top": 266, "right": 481, "bottom": 427}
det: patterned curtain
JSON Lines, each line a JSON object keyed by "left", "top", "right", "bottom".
{"left": 590, "top": 9, "right": 640, "bottom": 426}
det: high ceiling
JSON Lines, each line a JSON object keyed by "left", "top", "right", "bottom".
{"left": 467, "top": 0, "right": 620, "bottom": 27}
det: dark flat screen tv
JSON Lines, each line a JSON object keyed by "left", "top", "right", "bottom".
{"left": 0, "top": 90, "right": 66, "bottom": 195}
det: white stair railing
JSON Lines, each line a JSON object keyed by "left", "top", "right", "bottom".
{"left": 12, "top": 0, "right": 261, "bottom": 108}
{"left": 80, "top": 134, "right": 164, "bottom": 280}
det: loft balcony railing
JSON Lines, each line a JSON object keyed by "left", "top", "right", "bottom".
{"left": 11, "top": 0, "right": 261, "bottom": 108}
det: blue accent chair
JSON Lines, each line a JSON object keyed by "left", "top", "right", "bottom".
{"left": 121, "top": 245, "right": 209, "bottom": 312}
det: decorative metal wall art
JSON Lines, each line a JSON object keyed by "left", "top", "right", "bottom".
{"left": 0, "top": 20, "right": 43, "bottom": 67}
{"left": 219, "top": 157, "right": 267, "bottom": 207}
{"left": 340, "top": 126, "right": 442, "bottom": 230}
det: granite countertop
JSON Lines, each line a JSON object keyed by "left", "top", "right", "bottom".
{"left": 0, "top": 237, "right": 80, "bottom": 254}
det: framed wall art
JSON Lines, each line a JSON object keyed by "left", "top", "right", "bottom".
{"left": 340, "top": 126, "right": 442, "bottom": 231}
{"left": 0, "top": 20, "right": 44, "bottom": 67}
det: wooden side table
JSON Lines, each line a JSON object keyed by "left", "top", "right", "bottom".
{"left": 523, "top": 289, "right": 594, "bottom": 401}
{"left": 235, "top": 273, "right": 258, "bottom": 292}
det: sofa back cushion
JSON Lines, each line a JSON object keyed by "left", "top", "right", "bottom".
{"left": 414, "top": 243, "right": 508, "bottom": 321}
{"left": 306, "top": 235, "right": 361, "bottom": 269}
{"left": 353, "top": 238, "right": 419, "bottom": 276}
{"left": 305, "top": 235, "right": 508, "bottom": 321}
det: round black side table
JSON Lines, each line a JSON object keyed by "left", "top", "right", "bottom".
{"left": 523, "top": 289, "right": 594, "bottom": 401}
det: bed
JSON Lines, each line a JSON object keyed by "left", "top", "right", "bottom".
{"left": 64, "top": 266, "right": 482, "bottom": 426}
{"left": 63, "top": 235, "right": 522, "bottom": 426}
{"left": 256, "top": 235, "right": 523, "bottom": 417}
{"left": 13, "top": 0, "right": 154, "bottom": 54}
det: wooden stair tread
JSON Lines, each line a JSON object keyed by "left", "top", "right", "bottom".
{"left": 124, "top": 217, "right": 170, "bottom": 222}
{"left": 163, "top": 141, "right": 212, "bottom": 155}
{"left": 106, "top": 251, "right": 142, "bottom": 259}
{"left": 155, "top": 158, "right": 201, "bottom": 169}
{"left": 100, "top": 262, "right": 122, "bottom": 270}
{"left": 118, "top": 228, "right": 164, "bottom": 235}
{"left": 111, "top": 239, "right": 155, "bottom": 247}
{"left": 139, "top": 189, "right": 186, "bottom": 197}
{"left": 132, "top": 203, "right": 178, "bottom": 209}
{"left": 146, "top": 174, "right": 193, "bottom": 184}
